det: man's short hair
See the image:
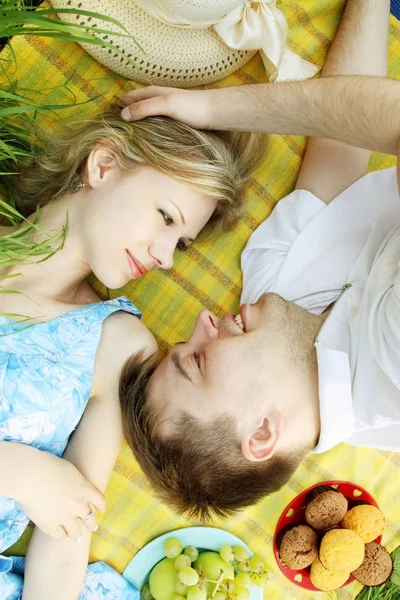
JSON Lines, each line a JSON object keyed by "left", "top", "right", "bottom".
{"left": 120, "top": 353, "right": 308, "bottom": 519}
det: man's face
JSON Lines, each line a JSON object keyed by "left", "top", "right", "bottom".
{"left": 148, "top": 293, "right": 316, "bottom": 438}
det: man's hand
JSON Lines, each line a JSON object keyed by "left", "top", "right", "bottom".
{"left": 120, "top": 86, "right": 213, "bottom": 129}
{"left": 19, "top": 450, "right": 105, "bottom": 541}
{"left": 120, "top": 77, "right": 400, "bottom": 162}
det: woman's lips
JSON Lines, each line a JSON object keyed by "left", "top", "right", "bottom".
{"left": 126, "top": 250, "right": 148, "bottom": 279}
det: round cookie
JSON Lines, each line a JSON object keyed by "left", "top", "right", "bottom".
{"left": 310, "top": 557, "right": 350, "bottom": 591}
{"left": 305, "top": 490, "right": 348, "bottom": 529}
{"left": 279, "top": 524, "right": 319, "bottom": 569}
{"left": 342, "top": 504, "right": 384, "bottom": 543}
{"left": 352, "top": 542, "right": 393, "bottom": 586}
{"left": 319, "top": 529, "right": 365, "bottom": 573}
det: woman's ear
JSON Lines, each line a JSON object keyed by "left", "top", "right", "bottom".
{"left": 84, "top": 144, "right": 117, "bottom": 188}
{"left": 240, "top": 412, "right": 283, "bottom": 462}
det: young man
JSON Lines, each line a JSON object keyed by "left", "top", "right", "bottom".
{"left": 119, "top": 0, "right": 400, "bottom": 517}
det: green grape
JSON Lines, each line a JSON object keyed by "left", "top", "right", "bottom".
{"left": 236, "top": 560, "right": 250, "bottom": 573}
{"left": 178, "top": 567, "right": 199, "bottom": 586}
{"left": 164, "top": 537, "right": 184, "bottom": 559}
{"left": 213, "top": 593, "right": 227, "bottom": 600}
{"left": 233, "top": 573, "right": 251, "bottom": 588}
{"left": 248, "top": 572, "right": 259, "bottom": 584}
{"left": 184, "top": 546, "right": 199, "bottom": 563}
{"left": 173, "top": 596, "right": 186, "bottom": 600}
{"left": 141, "top": 583, "right": 154, "bottom": 600}
{"left": 175, "top": 581, "right": 189, "bottom": 595}
{"left": 252, "top": 572, "right": 269, "bottom": 588}
{"left": 194, "top": 552, "right": 234, "bottom": 581}
{"left": 149, "top": 558, "right": 178, "bottom": 600}
{"left": 204, "top": 582, "right": 215, "bottom": 598}
{"left": 187, "top": 584, "right": 207, "bottom": 600}
{"left": 249, "top": 555, "right": 266, "bottom": 572}
{"left": 222, "top": 580, "right": 235, "bottom": 594}
{"left": 219, "top": 545, "right": 234, "bottom": 563}
{"left": 231, "top": 587, "right": 250, "bottom": 600}
{"left": 232, "top": 546, "right": 249, "bottom": 562}
{"left": 175, "top": 555, "right": 191, "bottom": 570}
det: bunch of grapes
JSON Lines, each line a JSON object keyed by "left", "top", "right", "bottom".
{"left": 141, "top": 537, "right": 269, "bottom": 600}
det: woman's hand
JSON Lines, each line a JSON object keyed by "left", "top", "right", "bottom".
{"left": 119, "top": 86, "right": 214, "bottom": 129}
{"left": 18, "top": 450, "right": 105, "bottom": 541}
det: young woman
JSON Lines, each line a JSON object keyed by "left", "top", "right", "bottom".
{"left": 0, "top": 105, "right": 260, "bottom": 598}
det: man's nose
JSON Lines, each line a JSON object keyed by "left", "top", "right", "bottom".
{"left": 189, "top": 310, "right": 219, "bottom": 345}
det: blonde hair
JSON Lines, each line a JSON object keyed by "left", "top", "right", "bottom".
{"left": 5, "top": 105, "right": 264, "bottom": 229}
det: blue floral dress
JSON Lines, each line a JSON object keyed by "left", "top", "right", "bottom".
{"left": 0, "top": 297, "right": 141, "bottom": 599}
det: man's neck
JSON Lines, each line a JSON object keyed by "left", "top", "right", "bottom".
{"left": 278, "top": 310, "right": 324, "bottom": 453}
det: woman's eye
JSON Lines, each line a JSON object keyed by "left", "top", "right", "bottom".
{"left": 194, "top": 353, "right": 201, "bottom": 368}
{"left": 159, "top": 209, "right": 173, "bottom": 226}
{"left": 177, "top": 238, "right": 187, "bottom": 251}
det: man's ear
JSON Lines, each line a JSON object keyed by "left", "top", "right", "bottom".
{"left": 84, "top": 144, "right": 117, "bottom": 188}
{"left": 240, "top": 412, "right": 283, "bottom": 462}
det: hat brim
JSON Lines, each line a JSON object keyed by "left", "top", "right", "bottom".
{"left": 52, "top": 0, "right": 256, "bottom": 87}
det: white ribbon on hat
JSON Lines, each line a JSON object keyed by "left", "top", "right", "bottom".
{"left": 215, "top": 1, "right": 320, "bottom": 81}
{"left": 134, "top": 0, "right": 320, "bottom": 82}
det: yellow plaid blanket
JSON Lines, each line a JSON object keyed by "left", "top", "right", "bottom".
{"left": 3, "top": 1, "right": 400, "bottom": 598}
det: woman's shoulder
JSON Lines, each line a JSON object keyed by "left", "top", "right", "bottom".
{"left": 91, "top": 309, "right": 157, "bottom": 397}
{"left": 102, "top": 308, "right": 156, "bottom": 353}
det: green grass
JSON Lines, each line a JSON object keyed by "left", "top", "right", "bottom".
{"left": 0, "top": 201, "right": 68, "bottom": 327}
{"left": 0, "top": 0, "right": 141, "bottom": 177}
{"left": 355, "top": 546, "right": 400, "bottom": 600}
{"left": 0, "top": 1, "right": 141, "bottom": 56}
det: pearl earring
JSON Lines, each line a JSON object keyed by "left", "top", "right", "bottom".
{"left": 73, "top": 181, "right": 89, "bottom": 193}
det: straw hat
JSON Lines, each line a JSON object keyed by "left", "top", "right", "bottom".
{"left": 51, "top": 0, "right": 319, "bottom": 88}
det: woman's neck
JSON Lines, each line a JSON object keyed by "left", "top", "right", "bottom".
{"left": 1, "top": 194, "right": 92, "bottom": 307}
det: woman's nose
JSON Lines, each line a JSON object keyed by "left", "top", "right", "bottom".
{"left": 149, "top": 243, "right": 174, "bottom": 270}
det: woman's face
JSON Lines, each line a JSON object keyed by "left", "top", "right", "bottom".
{"left": 82, "top": 164, "right": 216, "bottom": 289}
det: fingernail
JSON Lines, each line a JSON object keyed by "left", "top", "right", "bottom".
{"left": 93, "top": 525, "right": 99, "bottom": 532}
{"left": 121, "top": 107, "right": 131, "bottom": 121}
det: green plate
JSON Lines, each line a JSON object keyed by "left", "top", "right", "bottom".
{"left": 123, "top": 526, "right": 263, "bottom": 600}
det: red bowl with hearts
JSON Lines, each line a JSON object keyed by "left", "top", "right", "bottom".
{"left": 273, "top": 481, "right": 381, "bottom": 591}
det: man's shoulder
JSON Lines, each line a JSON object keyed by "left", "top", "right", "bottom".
{"left": 241, "top": 168, "right": 399, "bottom": 307}
{"left": 240, "top": 187, "right": 326, "bottom": 305}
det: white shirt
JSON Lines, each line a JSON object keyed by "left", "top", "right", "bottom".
{"left": 241, "top": 168, "right": 400, "bottom": 453}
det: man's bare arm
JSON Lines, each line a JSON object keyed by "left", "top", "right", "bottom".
{"left": 120, "top": 76, "right": 400, "bottom": 189}
{"left": 204, "top": 77, "right": 400, "bottom": 156}
{"left": 295, "top": 0, "right": 389, "bottom": 203}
